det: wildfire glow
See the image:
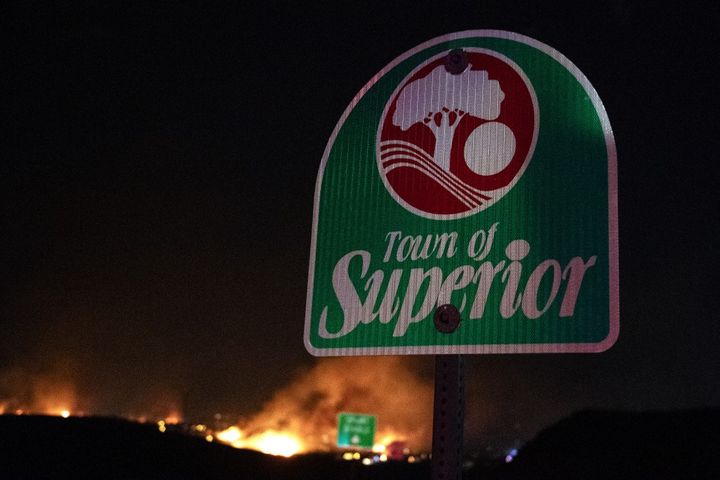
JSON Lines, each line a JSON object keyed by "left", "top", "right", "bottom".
{"left": 248, "top": 430, "right": 302, "bottom": 457}
{"left": 216, "top": 426, "right": 242, "bottom": 445}
{"left": 1, "top": 358, "right": 432, "bottom": 459}
{"left": 228, "top": 357, "right": 432, "bottom": 454}
{"left": 215, "top": 426, "right": 303, "bottom": 457}
{"left": 163, "top": 413, "right": 182, "bottom": 425}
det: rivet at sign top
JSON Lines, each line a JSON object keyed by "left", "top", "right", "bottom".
{"left": 434, "top": 304, "right": 461, "bottom": 333}
{"left": 444, "top": 49, "right": 469, "bottom": 75}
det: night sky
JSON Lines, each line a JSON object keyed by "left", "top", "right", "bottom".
{"left": 3, "top": 1, "right": 719, "bottom": 448}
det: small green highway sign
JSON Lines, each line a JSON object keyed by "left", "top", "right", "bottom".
{"left": 305, "top": 30, "right": 618, "bottom": 356}
{"left": 337, "top": 412, "right": 377, "bottom": 449}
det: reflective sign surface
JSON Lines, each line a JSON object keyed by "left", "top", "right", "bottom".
{"left": 305, "top": 31, "right": 618, "bottom": 356}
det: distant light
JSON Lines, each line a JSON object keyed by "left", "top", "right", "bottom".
{"left": 408, "top": 456, "right": 416, "bottom": 463}
{"left": 372, "top": 443, "right": 386, "bottom": 453}
{"left": 353, "top": 452, "right": 361, "bottom": 460}
{"left": 60, "top": 410, "right": 70, "bottom": 419}
{"left": 362, "top": 458, "right": 373, "bottom": 466}
{"left": 158, "top": 425, "right": 167, "bottom": 433}
{"left": 505, "top": 455, "right": 513, "bottom": 463}
{"left": 379, "top": 454, "right": 388, "bottom": 462}
{"left": 195, "top": 424, "right": 207, "bottom": 432}
{"left": 342, "top": 452, "right": 354, "bottom": 461}
{"left": 205, "top": 435, "right": 214, "bottom": 442}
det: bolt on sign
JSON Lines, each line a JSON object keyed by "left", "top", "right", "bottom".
{"left": 305, "top": 30, "right": 618, "bottom": 355}
{"left": 337, "top": 413, "right": 377, "bottom": 449}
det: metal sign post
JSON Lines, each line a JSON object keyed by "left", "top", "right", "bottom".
{"left": 431, "top": 304, "right": 464, "bottom": 480}
{"left": 432, "top": 354, "right": 464, "bottom": 480}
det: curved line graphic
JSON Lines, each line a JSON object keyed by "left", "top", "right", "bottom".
{"left": 381, "top": 151, "right": 490, "bottom": 204}
{"left": 383, "top": 161, "right": 480, "bottom": 209}
{"left": 380, "top": 141, "right": 491, "bottom": 199}
{"left": 382, "top": 155, "right": 484, "bottom": 207}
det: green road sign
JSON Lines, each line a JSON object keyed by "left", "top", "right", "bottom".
{"left": 305, "top": 30, "right": 618, "bottom": 356}
{"left": 337, "top": 413, "right": 377, "bottom": 449}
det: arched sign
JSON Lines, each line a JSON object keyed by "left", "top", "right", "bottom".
{"left": 305, "top": 31, "right": 618, "bottom": 355}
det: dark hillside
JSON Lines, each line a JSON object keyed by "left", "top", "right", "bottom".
{"left": 0, "top": 415, "right": 273, "bottom": 479}
{"left": 0, "top": 415, "right": 430, "bottom": 479}
{"left": 473, "top": 408, "right": 720, "bottom": 480}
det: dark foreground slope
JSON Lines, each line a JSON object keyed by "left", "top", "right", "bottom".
{"left": 2, "top": 410, "right": 718, "bottom": 479}
{"left": 0, "top": 415, "right": 274, "bottom": 479}
{"left": 472, "top": 408, "right": 720, "bottom": 480}
{"left": 0, "top": 415, "right": 429, "bottom": 479}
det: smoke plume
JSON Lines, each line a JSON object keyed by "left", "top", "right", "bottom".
{"left": 239, "top": 356, "right": 434, "bottom": 452}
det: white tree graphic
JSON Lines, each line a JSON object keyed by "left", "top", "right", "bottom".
{"left": 392, "top": 66, "right": 504, "bottom": 172}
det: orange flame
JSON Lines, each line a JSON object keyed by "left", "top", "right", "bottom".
{"left": 32, "top": 378, "right": 77, "bottom": 417}
{"left": 216, "top": 357, "right": 433, "bottom": 455}
{"left": 215, "top": 426, "right": 303, "bottom": 457}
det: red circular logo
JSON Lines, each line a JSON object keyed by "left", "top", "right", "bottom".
{"left": 377, "top": 49, "right": 538, "bottom": 219}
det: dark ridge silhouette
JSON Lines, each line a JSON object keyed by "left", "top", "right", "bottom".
{"left": 0, "top": 415, "right": 274, "bottom": 479}
{"left": 0, "top": 415, "right": 430, "bottom": 479}
{"left": 2, "top": 410, "right": 718, "bottom": 479}
{"left": 470, "top": 408, "right": 720, "bottom": 480}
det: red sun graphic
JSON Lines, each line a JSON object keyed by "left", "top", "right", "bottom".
{"left": 377, "top": 49, "right": 538, "bottom": 219}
